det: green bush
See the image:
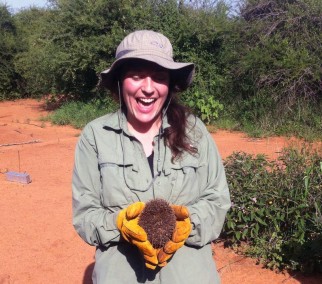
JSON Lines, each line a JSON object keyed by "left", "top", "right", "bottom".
{"left": 217, "top": 0, "right": 322, "bottom": 137}
{"left": 11, "top": 0, "right": 230, "bottom": 123}
{"left": 3, "top": 0, "right": 322, "bottom": 140}
{"left": 0, "top": 4, "right": 21, "bottom": 99}
{"left": 47, "top": 96, "right": 117, "bottom": 129}
{"left": 222, "top": 146, "right": 322, "bottom": 272}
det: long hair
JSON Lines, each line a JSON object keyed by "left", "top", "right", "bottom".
{"left": 163, "top": 96, "right": 198, "bottom": 162}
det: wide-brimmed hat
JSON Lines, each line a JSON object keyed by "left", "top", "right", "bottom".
{"left": 99, "top": 30, "right": 195, "bottom": 91}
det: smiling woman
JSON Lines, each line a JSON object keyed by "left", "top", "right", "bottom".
{"left": 121, "top": 60, "right": 170, "bottom": 155}
{"left": 72, "top": 30, "right": 231, "bottom": 284}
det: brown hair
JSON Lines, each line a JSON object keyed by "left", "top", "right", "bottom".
{"left": 163, "top": 96, "right": 198, "bottom": 162}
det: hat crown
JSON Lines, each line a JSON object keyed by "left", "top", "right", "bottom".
{"left": 100, "top": 30, "right": 194, "bottom": 91}
{"left": 116, "top": 30, "right": 173, "bottom": 60}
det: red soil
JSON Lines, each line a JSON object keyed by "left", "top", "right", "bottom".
{"left": 0, "top": 99, "right": 321, "bottom": 283}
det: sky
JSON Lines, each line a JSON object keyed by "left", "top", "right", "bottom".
{"left": 1, "top": 0, "right": 241, "bottom": 14}
{"left": 1, "top": 0, "right": 49, "bottom": 12}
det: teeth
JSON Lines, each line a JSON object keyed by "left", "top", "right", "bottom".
{"left": 138, "top": 98, "right": 155, "bottom": 103}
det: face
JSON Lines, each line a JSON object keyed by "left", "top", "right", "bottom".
{"left": 121, "top": 61, "right": 170, "bottom": 130}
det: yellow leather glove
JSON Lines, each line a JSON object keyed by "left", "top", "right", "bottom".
{"left": 117, "top": 202, "right": 158, "bottom": 270}
{"left": 157, "top": 205, "right": 192, "bottom": 267}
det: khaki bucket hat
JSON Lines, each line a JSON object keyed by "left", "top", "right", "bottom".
{"left": 99, "top": 30, "right": 195, "bottom": 91}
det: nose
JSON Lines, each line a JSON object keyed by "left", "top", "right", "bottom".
{"left": 141, "top": 76, "right": 154, "bottom": 94}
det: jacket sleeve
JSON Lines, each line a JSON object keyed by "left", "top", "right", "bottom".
{"left": 186, "top": 127, "right": 231, "bottom": 247}
{"left": 72, "top": 125, "right": 120, "bottom": 247}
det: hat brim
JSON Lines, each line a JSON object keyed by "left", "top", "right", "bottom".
{"left": 99, "top": 55, "right": 194, "bottom": 92}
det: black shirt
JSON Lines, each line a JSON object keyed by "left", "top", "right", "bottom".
{"left": 147, "top": 152, "right": 154, "bottom": 177}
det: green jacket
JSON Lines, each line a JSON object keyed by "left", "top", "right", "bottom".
{"left": 72, "top": 110, "right": 231, "bottom": 284}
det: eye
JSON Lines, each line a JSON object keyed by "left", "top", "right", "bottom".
{"left": 132, "top": 74, "right": 142, "bottom": 80}
{"left": 153, "top": 71, "right": 169, "bottom": 83}
{"left": 125, "top": 71, "right": 143, "bottom": 81}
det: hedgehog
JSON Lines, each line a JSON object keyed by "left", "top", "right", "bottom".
{"left": 138, "top": 199, "right": 176, "bottom": 249}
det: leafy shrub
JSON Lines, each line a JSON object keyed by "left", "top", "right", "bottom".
{"left": 11, "top": 0, "right": 230, "bottom": 123}
{"left": 0, "top": 4, "right": 21, "bottom": 99}
{"left": 222, "top": 145, "right": 322, "bottom": 272}
{"left": 218, "top": 0, "right": 322, "bottom": 136}
{"left": 182, "top": 89, "right": 223, "bottom": 124}
{"left": 4, "top": 0, "right": 322, "bottom": 140}
{"left": 47, "top": 96, "right": 117, "bottom": 129}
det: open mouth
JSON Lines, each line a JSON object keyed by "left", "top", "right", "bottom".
{"left": 136, "top": 98, "right": 156, "bottom": 106}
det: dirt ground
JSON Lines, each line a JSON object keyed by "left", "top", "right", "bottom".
{"left": 0, "top": 99, "right": 321, "bottom": 284}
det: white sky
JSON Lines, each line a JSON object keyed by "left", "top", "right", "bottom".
{"left": 1, "top": 0, "right": 49, "bottom": 12}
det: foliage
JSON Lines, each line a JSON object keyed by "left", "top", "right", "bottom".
{"left": 1, "top": 0, "right": 322, "bottom": 139}
{"left": 218, "top": 0, "right": 322, "bottom": 134}
{"left": 10, "top": 0, "right": 230, "bottom": 118}
{"left": 15, "top": 8, "right": 58, "bottom": 97}
{"left": 183, "top": 89, "right": 223, "bottom": 124}
{"left": 223, "top": 146, "right": 322, "bottom": 272}
{"left": 0, "top": 4, "right": 20, "bottom": 100}
{"left": 46, "top": 95, "right": 117, "bottom": 129}
{"left": 170, "top": 1, "right": 231, "bottom": 123}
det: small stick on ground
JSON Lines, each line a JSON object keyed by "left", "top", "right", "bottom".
{"left": 0, "top": 140, "right": 41, "bottom": 147}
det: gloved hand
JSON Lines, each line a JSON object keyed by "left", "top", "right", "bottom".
{"left": 157, "top": 204, "right": 192, "bottom": 267}
{"left": 117, "top": 202, "right": 158, "bottom": 270}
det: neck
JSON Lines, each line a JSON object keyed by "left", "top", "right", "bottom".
{"left": 127, "top": 116, "right": 162, "bottom": 156}
{"left": 127, "top": 115, "right": 162, "bottom": 136}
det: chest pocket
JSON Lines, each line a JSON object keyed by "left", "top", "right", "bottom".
{"left": 99, "top": 155, "right": 132, "bottom": 207}
{"left": 167, "top": 155, "right": 204, "bottom": 205}
{"left": 98, "top": 148, "right": 154, "bottom": 208}
{"left": 98, "top": 144, "right": 145, "bottom": 207}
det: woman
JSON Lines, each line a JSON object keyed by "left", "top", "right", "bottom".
{"left": 72, "top": 30, "right": 231, "bottom": 283}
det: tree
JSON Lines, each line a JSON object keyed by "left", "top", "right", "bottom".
{"left": 14, "top": 7, "right": 58, "bottom": 97}
{"left": 0, "top": 4, "right": 19, "bottom": 99}
{"left": 12, "top": 0, "right": 233, "bottom": 121}
{"left": 219, "top": 0, "right": 322, "bottom": 132}
{"left": 14, "top": 0, "right": 159, "bottom": 100}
